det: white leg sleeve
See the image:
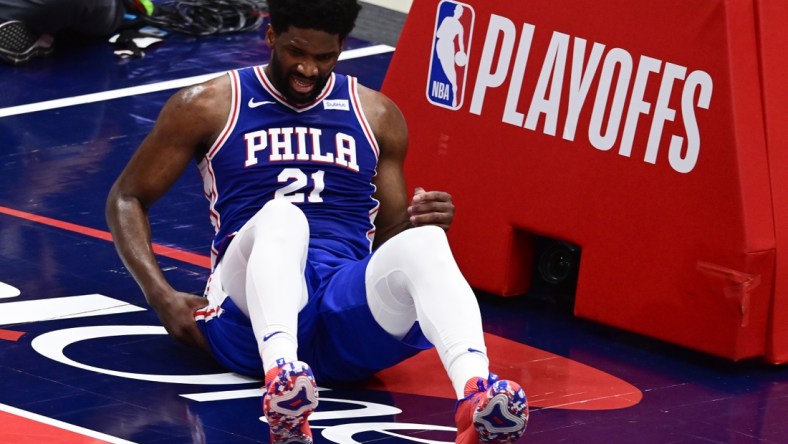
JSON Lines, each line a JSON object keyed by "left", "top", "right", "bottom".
{"left": 365, "top": 226, "right": 490, "bottom": 398}
{"left": 219, "top": 199, "right": 309, "bottom": 373}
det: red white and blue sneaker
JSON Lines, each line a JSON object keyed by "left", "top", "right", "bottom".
{"left": 455, "top": 373, "right": 528, "bottom": 444}
{"left": 262, "top": 361, "right": 319, "bottom": 444}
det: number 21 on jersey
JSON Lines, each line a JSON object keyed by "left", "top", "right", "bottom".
{"left": 276, "top": 168, "right": 325, "bottom": 203}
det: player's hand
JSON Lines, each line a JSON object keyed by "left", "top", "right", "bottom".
{"left": 408, "top": 187, "right": 455, "bottom": 230}
{"left": 151, "top": 290, "right": 209, "bottom": 350}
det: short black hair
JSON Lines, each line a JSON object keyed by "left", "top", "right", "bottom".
{"left": 267, "top": 0, "right": 362, "bottom": 40}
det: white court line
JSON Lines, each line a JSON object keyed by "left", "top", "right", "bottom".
{"left": 0, "top": 44, "right": 394, "bottom": 119}
{"left": 0, "top": 402, "right": 136, "bottom": 444}
{"left": 0, "top": 281, "right": 20, "bottom": 298}
{"left": 0, "top": 294, "right": 145, "bottom": 326}
{"left": 361, "top": 0, "right": 412, "bottom": 14}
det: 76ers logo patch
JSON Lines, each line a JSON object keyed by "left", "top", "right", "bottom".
{"left": 426, "top": 0, "right": 475, "bottom": 110}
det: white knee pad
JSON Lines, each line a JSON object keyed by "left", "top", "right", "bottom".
{"left": 220, "top": 199, "right": 310, "bottom": 310}
{"left": 366, "top": 226, "right": 444, "bottom": 338}
{"left": 365, "top": 226, "right": 483, "bottom": 345}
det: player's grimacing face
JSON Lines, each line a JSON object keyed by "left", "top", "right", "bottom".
{"left": 266, "top": 25, "right": 344, "bottom": 104}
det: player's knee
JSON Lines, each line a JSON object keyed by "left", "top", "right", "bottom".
{"left": 260, "top": 199, "right": 306, "bottom": 222}
{"left": 254, "top": 199, "right": 309, "bottom": 241}
{"left": 401, "top": 225, "right": 447, "bottom": 245}
{"left": 389, "top": 226, "right": 454, "bottom": 268}
{"left": 407, "top": 225, "right": 447, "bottom": 243}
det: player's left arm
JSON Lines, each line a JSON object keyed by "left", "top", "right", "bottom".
{"left": 359, "top": 85, "right": 455, "bottom": 250}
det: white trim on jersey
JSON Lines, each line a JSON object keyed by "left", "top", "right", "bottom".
{"left": 367, "top": 204, "right": 379, "bottom": 250}
{"left": 348, "top": 76, "right": 381, "bottom": 159}
{"left": 347, "top": 75, "right": 382, "bottom": 250}
{"left": 204, "top": 162, "right": 222, "bottom": 269}
{"left": 198, "top": 70, "right": 241, "bottom": 266}
{"left": 207, "top": 70, "right": 241, "bottom": 159}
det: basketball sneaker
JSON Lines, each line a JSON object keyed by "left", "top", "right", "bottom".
{"left": 0, "top": 21, "right": 53, "bottom": 65}
{"left": 263, "top": 361, "right": 319, "bottom": 444}
{"left": 455, "top": 373, "right": 528, "bottom": 444}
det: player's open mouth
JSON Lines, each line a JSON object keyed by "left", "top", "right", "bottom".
{"left": 290, "top": 75, "right": 315, "bottom": 96}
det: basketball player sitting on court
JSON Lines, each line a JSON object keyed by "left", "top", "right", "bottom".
{"left": 105, "top": 0, "right": 528, "bottom": 442}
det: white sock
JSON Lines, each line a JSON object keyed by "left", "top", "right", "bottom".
{"left": 446, "top": 347, "right": 489, "bottom": 398}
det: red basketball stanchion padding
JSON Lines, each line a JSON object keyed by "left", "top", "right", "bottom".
{"left": 755, "top": 0, "right": 788, "bottom": 364}
{"left": 382, "top": 0, "right": 786, "bottom": 363}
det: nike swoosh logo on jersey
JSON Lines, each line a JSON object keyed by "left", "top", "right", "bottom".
{"left": 263, "top": 331, "right": 284, "bottom": 342}
{"left": 248, "top": 98, "right": 276, "bottom": 108}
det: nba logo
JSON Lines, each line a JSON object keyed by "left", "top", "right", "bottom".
{"left": 426, "top": 0, "right": 475, "bottom": 110}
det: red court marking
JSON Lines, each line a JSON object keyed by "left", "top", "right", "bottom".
{"left": 0, "top": 205, "right": 211, "bottom": 269}
{"left": 0, "top": 410, "right": 112, "bottom": 443}
{"left": 368, "top": 332, "right": 643, "bottom": 411}
{"left": 0, "top": 329, "right": 25, "bottom": 341}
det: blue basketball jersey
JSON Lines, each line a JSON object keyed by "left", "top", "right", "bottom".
{"left": 198, "top": 66, "right": 381, "bottom": 266}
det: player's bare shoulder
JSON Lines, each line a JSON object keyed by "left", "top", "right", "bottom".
{"left": 357, "top": 83, "right": 408, "bottom": 156}
{"left": 170, "top": 74, "right": 231, "bottom": 128}
{"left": 155, "top": 74, "right": 232, "bottom": 156}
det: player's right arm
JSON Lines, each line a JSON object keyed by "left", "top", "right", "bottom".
{"left": 105, "top": 74, "right": 231, "bottom": 349}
